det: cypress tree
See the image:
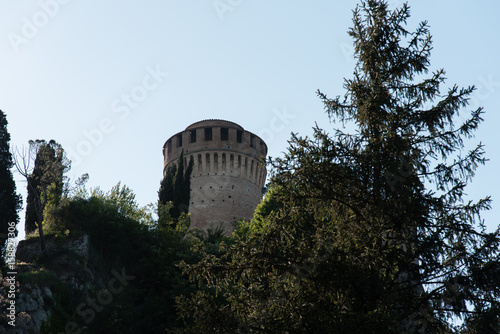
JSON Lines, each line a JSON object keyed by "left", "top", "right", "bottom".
{"left": 159, "top": 164, "right": 176, "bottom": 205}
{"left": 24, "top": 140, "right": 67, "bottom": 235}
{"left": 158, "top": 150, "right": 194, "bottom": 223}
{"left": 181, "top": 155, "right": 194, "bottom": 211}
{"left": 172, "top": 151, "right": 186, "bottom": 218}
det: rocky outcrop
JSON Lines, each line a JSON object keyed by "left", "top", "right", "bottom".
{"left": 0, "top": 234, "right": 91, "bottom": 334}
{"left": 0, "top": 283, "right": 54, "bottom": 334}
{"left": 16, "top": 234, "right": 90, "bottom": 264}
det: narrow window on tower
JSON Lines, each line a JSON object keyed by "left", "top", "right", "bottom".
{"left": 221, "top": 127, "right": 229, "bottom": 141}
{"left": 236, "top": 130, "right": 243, "bottom": 143}
{"left": 190, "top": 129, "right": 196, "bottom": 143}
{"left": 250, "top": 134, "right": 255, "bottom": 148}
{"left": 205, "top": 127, "right": 213, "bottom": 141}
{"left": 177, "top": 134, "right": 182, "bottom": 147}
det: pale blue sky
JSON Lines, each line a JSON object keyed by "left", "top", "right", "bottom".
{"left": 1, "top": 1, "right": 499, "bottom": 240}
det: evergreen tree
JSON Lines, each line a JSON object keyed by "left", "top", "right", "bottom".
{"left": 172, "top": 151, "right": 186, "bottom": 219}
{"left": 159, "top": 163, "right": 176, "bottom": 205}
{"left": 0, "top": 110, "right": 21, "bottom": 265}
{"left": 181, "top": 155, "right": 194, "bottom": 210}
{"left": 178, "top": 1, "right": 500, "bottom": 332}
{"left": 25, "top": 140, "right": 68, "bottom": 235}
{"left": 158, "top": 150, "right": 194, "bottom": 224}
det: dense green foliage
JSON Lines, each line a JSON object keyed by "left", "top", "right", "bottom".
{"left": 33, "top": 182, "right": 225, "bottom": 333}
{"left": 0, "top": 110, "right": 21, "bottom": 265}
{"left": 159, "top": 150, "right": 194, "bottom": 224}
{"left": 176, "top": 1, "right": 500, "bottom": 333}
{"left": 25, "top": 139, "right": 69, "bottom": 235}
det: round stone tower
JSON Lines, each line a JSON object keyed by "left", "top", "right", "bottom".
{"left": 162, "top": 119, "right": 267, "bottom": 233}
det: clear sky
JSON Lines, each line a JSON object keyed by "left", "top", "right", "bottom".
{"left": 1, "top": 0, "right": 499, "bottom": 240}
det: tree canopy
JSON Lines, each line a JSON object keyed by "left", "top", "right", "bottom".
{"left": 177, "top": 1, "right": 500, "bottom": 333}
{"left": 38, "top": 182, "right": 221, "bottom": 334}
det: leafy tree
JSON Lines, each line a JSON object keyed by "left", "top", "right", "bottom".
{"left": 178, "top": 1, "right": 500, "bottom": 333}
{"left": 14, "top": 140, "right": 70, "bottom": 251}
{"left": 0, "top": 110, "right": 21, "bottom": 265}
{"left": 233, "top": 185, "right": 283, "bottom": 238}
{"left": 92, "top": 182, "right": 153, "bottom": 224}
{"left": 159, "top": 150, "right": 194, "bottom": 224}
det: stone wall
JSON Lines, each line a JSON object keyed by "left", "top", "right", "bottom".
{"left": 16, "top": 234, "right": 90, "bottom": 265}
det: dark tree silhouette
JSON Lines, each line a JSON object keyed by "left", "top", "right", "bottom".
{"left": 177, "top": 1, "right": 500, "bottom": 332}
{"left": 158, "top": 150, "right": 194, "bottom": 225}
{"left": 0, "top": 110, "right": 21, "bottom": 265}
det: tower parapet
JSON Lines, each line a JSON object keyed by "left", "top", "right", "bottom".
{"left": 162, "top": 119, "right": 267, "bottom": 233}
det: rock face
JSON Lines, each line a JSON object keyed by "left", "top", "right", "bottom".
{"left": 0, "top": 284, "right": 53, "bottom": 334}
{"left": 0, "top": 234, "right": 91, "bottom": 334}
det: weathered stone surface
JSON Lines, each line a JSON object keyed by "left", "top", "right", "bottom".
{"left": 0, "top": 284, "right": 53, "bottom": 334}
